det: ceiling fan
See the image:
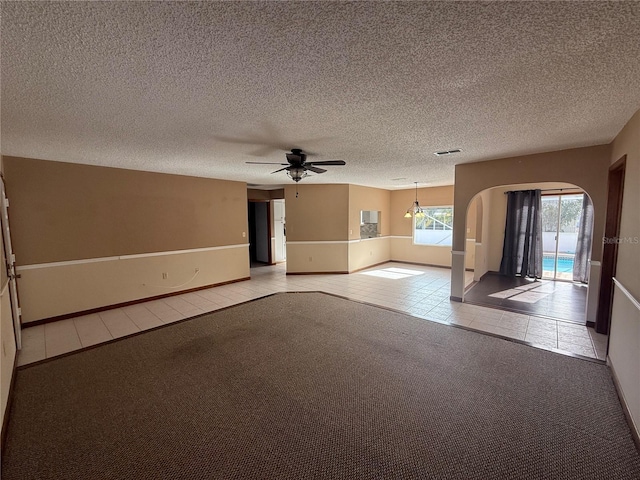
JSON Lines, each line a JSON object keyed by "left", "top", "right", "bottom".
{"left": 246, "top": 148, "right": 346, "bottom": 182}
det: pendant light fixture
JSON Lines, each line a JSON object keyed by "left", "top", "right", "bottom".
{"left": 404, "top": 182, "right": 426, "bottom": 218}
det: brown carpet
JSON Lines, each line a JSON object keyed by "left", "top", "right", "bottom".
{"left": 3, "top": 292, "right": 639, "bottom": 479}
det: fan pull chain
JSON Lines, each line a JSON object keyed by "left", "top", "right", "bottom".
{"left": 296, "top": 184, "right": 299, "bottom": 198}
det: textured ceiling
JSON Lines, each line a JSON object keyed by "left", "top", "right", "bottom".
{"left": 2, "top": 1, "right": 640, "bottom": 189}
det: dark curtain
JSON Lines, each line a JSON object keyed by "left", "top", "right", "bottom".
{"left": 573, "top": 194, "right": 594, "bottom": 283}
{"left": 500, "top": 189, "right": 543, "bottom": 278}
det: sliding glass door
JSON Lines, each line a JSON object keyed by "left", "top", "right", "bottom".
{"left": 541, "top": 194, "right": 583, "bottom": 280}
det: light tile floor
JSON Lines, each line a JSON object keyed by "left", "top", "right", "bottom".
{"left": 17, "top": 262, "right": 607, "bottom": 366}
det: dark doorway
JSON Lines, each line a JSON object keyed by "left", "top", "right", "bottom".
{"left": 595, "top": 155, "right": 626, "bottom": 334}
{"left": 248, "top": 201, "right": 272, "bottom": 266}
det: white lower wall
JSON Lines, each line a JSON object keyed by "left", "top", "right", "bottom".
{"left": 585, "top": 262, "right": 602, "bottom": 325}
{"left": 608, "top": 278, "right": 640, "bottom": 439}
{"left": 390, "top": 237, "right": 452, "bottom": 266}
{"left": 17, "top": 245, "right": 250, "bottom": 323}
{"left": 348, "top": 237, "right": 391, "bottom": 272}
{"left": 286, "top": 237, "right": 392, "bottom": 274}
{"left": 1, "top": 282, "right": 17, "bottom": 447}
{"left": 286, "top": 242, "right": 349, "bottom": 273}
{"left": 465, "top": 239, "right": 476, "bottom": 270}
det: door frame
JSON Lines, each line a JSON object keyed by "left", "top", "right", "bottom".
{"left": 540, "top": 191, "right": 587, "bottom": 281}
{"left": 595, "top": 155, "right": 626, "bottom": 334}
{"left": 1, "top": 175, "right": 22, "bottom": 349}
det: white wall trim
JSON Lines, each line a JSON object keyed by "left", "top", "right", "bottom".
{"left": 613, "top": 277, "right": 640, "bottom": 312}
{"left": 451, "top": 251, "right": 465, "bottom": 256}
{"left": 288, "top": 237, "right": 390, "bottom": 245}
{"left": 16, "top": 244, "right": 250, "bottom": 271}
{"left": 351, "top": 236, "right": 389, "bottom": 243}
{"left": 287, "top": 240, "right": 352, "bottom": 245}
{"left": 390, "top": 235, "right": 412, "bottom": 239}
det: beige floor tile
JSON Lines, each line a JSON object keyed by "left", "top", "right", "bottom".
{"left": 557, "top": 324, "right": 590, "bottom": 338}
{"left": 557, "top": 332, "right": 593, "bottom": 348}
{"left": 17, "top": 325, "right": 46, "bottom": 366}
{"left": 447, "top": 316, "right": 473, "bottom": 327}
{"left": 99, "top": 313, "right": 140, "bottom": 338}
{"left": 525, "top": 332, "right": 558, "bottom": 349}
{"left": 15, "top": 262, "right": 602, "bottom": 366}
{"left": 468, "top": 321, "right": 526, "bottom": 341}
{"left": 45, "top": 320, "right": 82, "bottom": 358}
{"left": 156, "top": 309, "right": 185, "bottom": 324}
{"left": 557, "top": 341, "right": 596, "bottom": 358}
{"left": 125, "top": 311, "right": 164, "bottom": 331}
{"left": 145, "top": 300, "right": 176, "bottom": 314}
{"left": 74, "top": 314, "right": 113, "bottom": 347}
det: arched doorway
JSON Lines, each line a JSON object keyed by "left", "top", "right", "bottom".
{"left": 461, "top": 182, "right": 594, "bottom": 325}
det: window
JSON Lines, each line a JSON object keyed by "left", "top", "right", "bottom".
{"left": 414, "top": 206, "right": 453, "bottom": 246}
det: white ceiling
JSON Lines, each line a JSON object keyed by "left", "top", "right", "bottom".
{"left": 2, "top": 1, "right": 640, "bottom": 190}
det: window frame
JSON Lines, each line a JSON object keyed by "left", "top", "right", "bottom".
{"left": 412, "top": 205, "right": 454, "bottom": 247}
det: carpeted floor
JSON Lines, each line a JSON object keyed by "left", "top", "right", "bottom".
{"left": 3, "top": 292, "right": 639, "bottom": 479}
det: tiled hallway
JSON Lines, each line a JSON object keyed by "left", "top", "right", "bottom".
{"left": 17, "top": 262, "right": 607, "bottom": 367}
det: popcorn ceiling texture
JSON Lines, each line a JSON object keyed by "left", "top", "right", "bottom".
{"left": 2, "top": 1, "right": 640, "bottom": 189}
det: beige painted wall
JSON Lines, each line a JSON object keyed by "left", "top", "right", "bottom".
{"left": 286, "top": 183, "right": 479, "bottom": 273}
{"left": 18, "top": 246, "right": 249, "bottom": 322}
{"left": 286, "top": 242, "right": 349, "bottom": 273}
{"left": 451, "top": 145, "right": 611, "bottom": 300}
{"left": 607, "top": 107, "right": 640, "bottom": 437}
{"left": 389, "top": 238, "right": 453, "bottom": 266}
{"left": 348, "top": 185, "right": 390, "bottom": 239}
{"left": 284, "top": 184, "right": 350, "bottom": 272}
{"left": 3, "top": 156, "right": 250, "bottom": 321}
{"left": 3, "top": 157, "right": 248, "bottom": 265}
{"left": 348, "top": 237, "right": 391, "bottom": 272}
{"left": 472, "top": 190, "right": 492, "bottom": 280}
{"left": 610, "top": 109, "right": 640, "bottom": 303}
{"left": 347, "top": 185, "right": 391, "bottom": 271}
{"left": 390, "top": 186, "right": 454, "bottom": 237}
{"left": 284, "top": 184, "right": 349, "bottom": 241}
{"left": 452, "top": 145, "right": 610, "bottom": 257}
{"left": 390, "top": 186, "right": 456, "bottom": 266}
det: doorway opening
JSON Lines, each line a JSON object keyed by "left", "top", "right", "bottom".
{"left": 248, "top": 201, "right": 271, "bottom": 267}
{"left": 541, "top": 193, "right": 585, "bottom": 281}
{"left": 596, "top": 155, "right": 626, "bottom": 334}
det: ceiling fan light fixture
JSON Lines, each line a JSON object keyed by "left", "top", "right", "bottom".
{"left": 287, "top": 167, "right": 307, "bottom": 183}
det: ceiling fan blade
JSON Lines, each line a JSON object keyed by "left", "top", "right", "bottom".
{"left": 306, "top": 160, "right": 346, "bottom": 166}
{"left": 246, "top": 161, "right": 289, "bottom": 165}
{"left": 271, "top": 166, "right": 290, "bottom": 174}
{"left": 305, "top": 166, "right": 327, "bottom": 174}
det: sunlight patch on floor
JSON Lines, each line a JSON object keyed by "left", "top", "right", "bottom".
{"left": 360, "top": 267, "right": 425, "bottom": 279}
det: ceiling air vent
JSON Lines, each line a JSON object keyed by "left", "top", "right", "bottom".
{"left": 434, "top": 149, "right": 462, "bottom": 156}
